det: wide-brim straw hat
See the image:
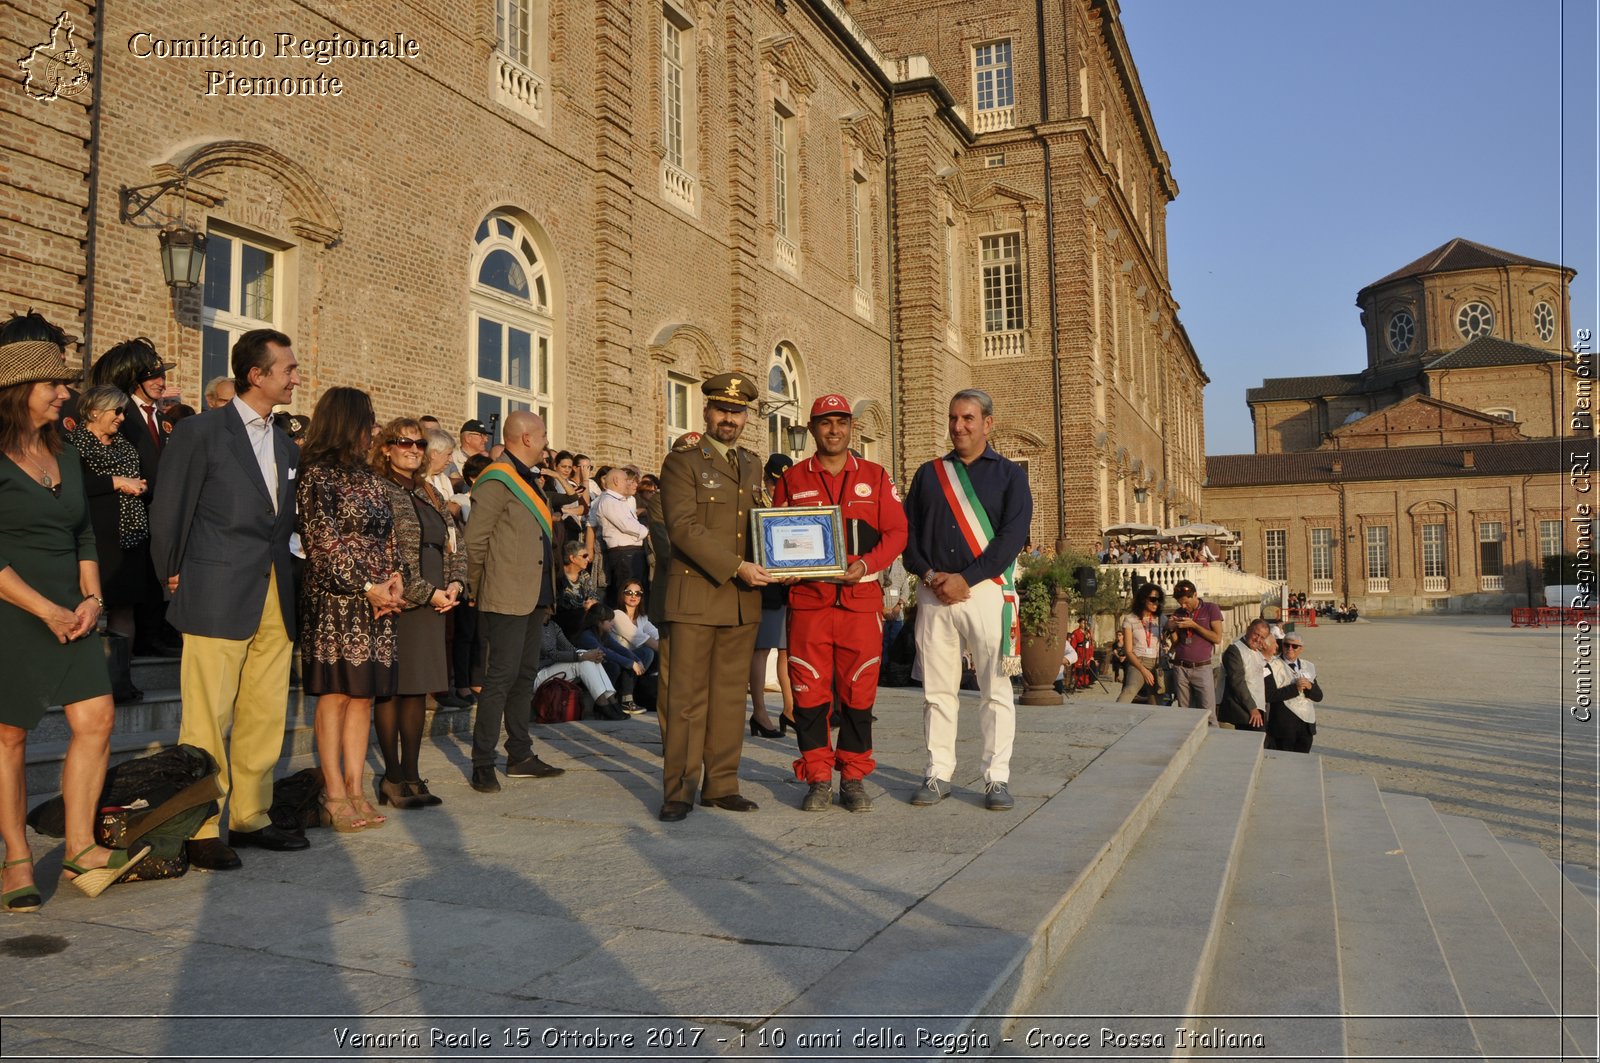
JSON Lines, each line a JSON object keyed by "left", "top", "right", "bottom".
{"left": 0, "top": 339, "right": 79, "bottom": 390}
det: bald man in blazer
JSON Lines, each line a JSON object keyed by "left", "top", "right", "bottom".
{"left": 150, "top": 329, "right": 306, "bottom": 870}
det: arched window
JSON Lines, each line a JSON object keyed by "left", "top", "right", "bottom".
{"left": 470, "top": 211, "right": 555, "bottom": 438}
{"left": 767, "top": 343, "right": 804, "bottom": 456}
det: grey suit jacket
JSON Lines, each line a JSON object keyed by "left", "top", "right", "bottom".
{"left": 149, "top": 401, "right": 298, "bottom": 640}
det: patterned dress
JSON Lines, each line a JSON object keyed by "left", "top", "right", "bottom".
{"left": 296, "top": 462, "right": 400, "bottom": 698}
{"left": 377, "top": 474, "right": 466, "bottom": 696}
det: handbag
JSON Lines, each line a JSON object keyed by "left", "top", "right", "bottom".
{"left": 533, "top": 675, "right": 583, "bottom": 724}
{"left": 27, "top": 744, "right": 222, "bottom": 882}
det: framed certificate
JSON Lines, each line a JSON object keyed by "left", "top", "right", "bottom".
{"left": 751, "top": 505, "right": 848, "bottom": 579}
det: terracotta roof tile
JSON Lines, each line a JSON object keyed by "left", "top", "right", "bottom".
{"left": 1362, "top": 237, "right": 1568, "bottom": 292}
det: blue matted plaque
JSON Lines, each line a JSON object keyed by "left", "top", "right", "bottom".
{"left": 751, "top": 505, "right": 848, "bottom": 579}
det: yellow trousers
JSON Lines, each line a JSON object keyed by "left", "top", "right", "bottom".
{"left": 177, "top": 570, "right": 294, "bottom": 837}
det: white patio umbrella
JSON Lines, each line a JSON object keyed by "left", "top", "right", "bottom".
{"left": 1161, "top": 522, "right": 1232, "bottom": 540}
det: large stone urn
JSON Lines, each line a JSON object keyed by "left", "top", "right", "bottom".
{"left": 1019, "top": 595, "right": 1068, "bottom": 705}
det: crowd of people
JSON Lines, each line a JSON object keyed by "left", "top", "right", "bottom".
{"left": 1096, "top": 537, "right": 1228, "bottom": 567}
{"left": 1, "top": 314, "right": 1039, "bottom": 902}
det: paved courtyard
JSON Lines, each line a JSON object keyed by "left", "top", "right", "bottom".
{"left": 1278, "top": 614, "right": 1596, "bottom": 869}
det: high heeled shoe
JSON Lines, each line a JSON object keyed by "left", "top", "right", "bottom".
{"left": 61, "top": 843, "right": 151, "bottom": 898}
{"left": 779, "top": 714, "right": 793, "bottom": 737}
{"left": 407, "top": 778, "right": 444, "bottom": 807}
{"left": 377, "top": 778, "right": 428, "bottom": 810}
{"left": 318, "top": 795, "right": 369, "bottom": 833}
{"left": 354, "top": 796, "right": 387, "bottom": 828}
{"left": 2, "top": 856, "right": 42, "bottom": 912}
{"left": 749, "top": 716, "right": 783, "bottom": 739}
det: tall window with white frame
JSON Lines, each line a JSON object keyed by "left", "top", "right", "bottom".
{"left": 492, "top": 0, "right": 547, "bottom": 123}
{"left": 771, "top": 103, "right": 800, "bottom": 273}
{"left": 665, "top": 372, "right": 694, "bottom": 449}
{"left": 470, "top": 212, "right": 555, "bottom": 439}
{"left": 659, "top": 5, "right": 697, "bottom": 212}
{"left": 1365, "top": 525, "right": 1390, "bottom": 591}
{"left": 1539, "top": 519, "right": 1563, "bottom": 562}
{"left": 973, "top": 40, "right": 1014, "bottom": 132}
{"left": 1478, "top": 521, "right": 1505, "bottom": 590}
{"left": 767, "top": 344, "right": 802, "bottom": 456}
{"left": 1309, "top": 527, "right": 1334, "bottom": 595}
{"left": 202, "top": 225, "right": 283, "bottom": 386}
{"left": 980, "top": 233, "right": 1023, "bottom": 357}
{"left": 1263, "top": 528, "right": 1286, "bottom": 583}
{"left": 1421, "top": 524, "right": 1447, "bottom": 592}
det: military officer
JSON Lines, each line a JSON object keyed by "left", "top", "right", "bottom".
{"left": 656, "top": 374, "right": 773, "bottom": 822}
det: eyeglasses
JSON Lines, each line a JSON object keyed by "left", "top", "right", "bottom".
{"left": 622, "top": 590, "right": 643, "bottom": 597}
{"left": 388, "top": 438, "right": 425, "bottom": 449}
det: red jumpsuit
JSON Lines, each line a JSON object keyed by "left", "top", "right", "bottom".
{"left": 773, "top": 454, "right": 908, "bottom": 782}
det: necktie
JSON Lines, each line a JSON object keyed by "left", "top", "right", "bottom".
{"left": 144, "top": 404, "right": 161, "bottom": 446}
{"left": 727, "top": 448, "right": 739, "bottom": 475}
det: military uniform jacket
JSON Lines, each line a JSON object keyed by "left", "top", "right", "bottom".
{"left": 659, "top": 440, "right": 762, "bottom": 626}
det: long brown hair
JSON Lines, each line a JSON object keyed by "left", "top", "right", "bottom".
{"left": 369, "top": 416, "right": 421, "bottom": 479}
{"left": 0, "top": 382, "right": 64, "bottom": 457}
{"left": 300, "top": 386, "right": 375, "bottom": 469}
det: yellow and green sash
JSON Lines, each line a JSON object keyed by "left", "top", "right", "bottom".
{"left": 473, "top": 461, "right": 553, "bottom": 542}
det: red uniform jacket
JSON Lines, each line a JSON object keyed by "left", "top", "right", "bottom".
{"left": 773, "top": 454, "right": 908, "bottom": 613}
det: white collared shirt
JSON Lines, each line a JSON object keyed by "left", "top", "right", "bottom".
{"left": 231, "top": 395, "right": 279, "bottom": 513}
{"left": 592, "top": 488, "right": 649, "bottom": 548}
{"left": 1231, "top": 637, "right": 1266, "bottom": 713}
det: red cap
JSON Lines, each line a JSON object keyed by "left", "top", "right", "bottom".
{"left": 809, "top": 393, "right": 852, "bottom": 420}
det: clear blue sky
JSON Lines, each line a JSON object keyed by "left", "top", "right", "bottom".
{"left": 1119, "top": 0, "right": 1598, "bottom": 456}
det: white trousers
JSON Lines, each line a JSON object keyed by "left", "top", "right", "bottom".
{"left": 537, "top": 660, "right": 614, "bottom": 702}
{"left": 915, "top": 579, "right": 1015, "bottom": 784}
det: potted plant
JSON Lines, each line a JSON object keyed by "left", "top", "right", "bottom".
{"left": 1016, "top": 548, "right": 1118, "bottom": 704}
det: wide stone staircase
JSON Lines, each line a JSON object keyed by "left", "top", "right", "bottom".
{"left": 23, "top": 654, "right": 473, "bottom": 796}
{"left": 739, "top": 710, "right": 1596, "bottom": 1061}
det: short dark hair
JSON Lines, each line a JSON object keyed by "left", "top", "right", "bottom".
{"left": 1173, "top": 580, "right": 1197, "bottom": 598}
{"left": 418, "top": 415, "right": 440, "bottom": 426}
{"left": 462, "top": 453, "right": 492, "bottom": 486}
{"left": 555, "top": 450, "right": 574, "bottom": 465}
{"left": 232, "top": 329, "right": 291, "bottom": 394}
{"left": 581, "top": 602, "right": 614, "bottom": 633}
{"left": 562, "top": 539, "right": 588, "bottom": 563}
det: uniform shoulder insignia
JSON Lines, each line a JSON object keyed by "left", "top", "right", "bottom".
{"left": 671, "top": 431, "right": 703, "bottom": 453}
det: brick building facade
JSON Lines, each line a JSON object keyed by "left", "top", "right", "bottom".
{"left": 5, "top": 0, "right": 1204, "bottom": 552}
{"left": 1208, "top": 239, "right": 1591, "bottom": 614}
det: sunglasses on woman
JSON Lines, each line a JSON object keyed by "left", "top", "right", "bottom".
{"left": 387, "top": 437, "right": 425, "bottom": 448}
{"left": 622, "top": 590, "right": 643, "bottom": 597}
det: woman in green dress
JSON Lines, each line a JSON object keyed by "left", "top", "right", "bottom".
{"left": 0, "top": 312, "right": 150, "bottom": 909}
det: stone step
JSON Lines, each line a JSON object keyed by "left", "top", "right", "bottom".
{"left": 1501, "top": 838, "right": 1600, "bottom": 968}
{"left": 996, "top": 728, "right": 1262, "bottom": 1056}
{"left": 1191, "top": 750, "right": 1345, "bottom": 1058}
{"left": 23, "top": 698, "right": 474, "bottom": 798}
{"left": 1322, "top": 771, "right": 1479, "bottom": 1058}
{"left": 128, "top": 654, "right": 181, "bottom": 691}
{"left": 1383, "top": 793, "right": 1578, "bottom": 1059}
{"left": 732, "top": 708, "right": 1210, "bottom": 1058}
{"left": 1440, "top": 813, "right": 1598, "bottom": 1050}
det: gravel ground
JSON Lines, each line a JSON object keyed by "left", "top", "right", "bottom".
{"left": 1284, "top": 614, "right": 1598, "bottom": 870}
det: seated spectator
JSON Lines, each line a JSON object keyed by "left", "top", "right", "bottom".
{"left": 534, "top": 616, "right": 623, "bottom": 716}
{"left": 556, "top": 539, "right": 598, "bottom": 636}
{"left": 574, "top": 603, "right": 646, "bottom": 714}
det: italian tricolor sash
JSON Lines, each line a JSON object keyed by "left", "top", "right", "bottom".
{"left": 473, "top": 461, "right": 554, "bottom": 542}
{"left": 935, "top": 458, "right": 1022, "bottom": 676}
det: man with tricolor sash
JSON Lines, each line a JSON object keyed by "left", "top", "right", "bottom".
{"left": 464, "top": 410, "right": 566, "bottom": 793}
{"left": 902, "top": 388, "right": 1032, "bottom": 811}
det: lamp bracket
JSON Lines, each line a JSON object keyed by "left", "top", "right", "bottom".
{"left": 118, "top": 175, "right": 224, "bottom": 229}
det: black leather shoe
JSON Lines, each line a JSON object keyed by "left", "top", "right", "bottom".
{"left": 229, "top": 824, "right": 310, "bottom": 852}
{"left": 185, "top": 838, "right": 242, "bottom": 871}
{"left": 506, "top": 755, "right": 565, "bottom": 779}
{"left": 658, "top": 801, "right": 693, "bottom": 822}
{"left": 699, "top": 794, "right": 759, "bottom": 812}
{"left": 470, "top": 766, "right": 501, "bottom": 793}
